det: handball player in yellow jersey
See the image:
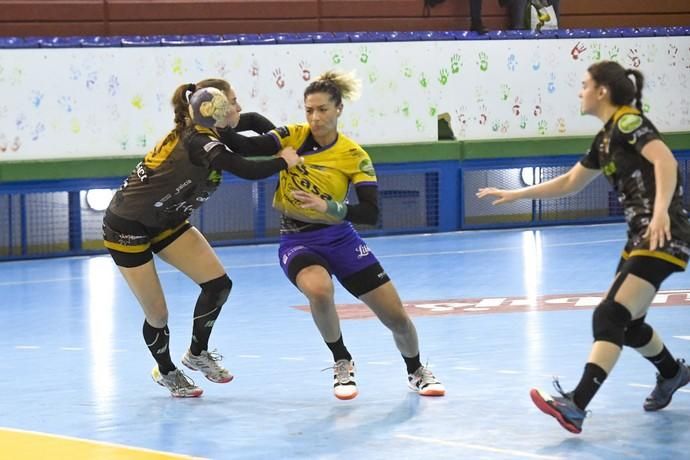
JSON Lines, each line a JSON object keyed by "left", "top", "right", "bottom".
{"left": 223, "top": 70, "right": 445, "bottom": 400}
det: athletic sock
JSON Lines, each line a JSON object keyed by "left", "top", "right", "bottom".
{"left": 326, "top": 335, "right": 352, "bottom": 362}
{"left": 572, "top": 362, "right": 608, "bottom": 410}
{"left": 647, "top": 346, "right": 680, "bottom": 379}
{"left": 403, "top": 353, "right": 422, "bottom": 375}
{"left": 143, "top": 320, "right": 176, "bottom": 375}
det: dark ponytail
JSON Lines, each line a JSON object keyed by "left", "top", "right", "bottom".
{"left": 171, "top": 83, "right": 197, "bottom": 135}
{"left": 588, "top": 61, "right": 644, "bottom": 111}
{"left": 625, "top": 69, "right": 644, "bottom": 111}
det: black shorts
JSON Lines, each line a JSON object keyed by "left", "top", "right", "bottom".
{"left": 102, "top": 210, "right": 191, "bottom": 268}
{"left": 286, "top": 252, "right": 390, "bottom": 298}
{"left": 615, "top": 253, "right": 683, "bottom": 290}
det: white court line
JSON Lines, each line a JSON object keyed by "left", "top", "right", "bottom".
{"left": 378, "top": 238, "right": 624, "bottom": 260}
{"left": 237, "top": 354, "right": 261, "bottom": 359}
{"left": 279, "top": 357, "right": 305, "bottom": 361}
{"left": 452, "top": 366, "right": 479, "bottom": 371}
{"left": 629, "top": 383, "right": 652, "bottom": 388}
{"left": 0, "top": 237, "right": 624, "bottom": 287}
{"left": 59, "top": 347, "right": 83, "bottom": 351}
{"left": 366, "top": 361, "right": 393, "bottom": 366}
{"left": 395, "top": 434, "right": 564, "bottom": 459}
{"left": 0, "top": 276, "right": 87, "bottom": 287}
{"left": 15, "top": 345, "right": 40, "bottom": 349}
{"left": 497, "top": 370, "right": 521, "bottom": 374}
{"left": 674, "top": 336, "right": 690, "bottom": 341}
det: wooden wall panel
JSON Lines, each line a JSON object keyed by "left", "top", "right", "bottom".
{"left": 106, "top": 0, "right": 318, "bottom": 20}
{"left": 0, "top": 0, "right": 104, "bottom": 21}
{"left": 0, "top": 0, "right": 688, "bottom": 38}
{"left": 0, "top": 23, "right": 106, "bottom": 36}
{"left": 561, "top": 0, "right": 690, "bottom": 15}
{"left": 319, "top": 0, "right": 432, "bottom": 17}
{"left": 107, "top": 19, "right": 321, "bottom": 35}
{"left": 561, "top": 14, "right": 690, "bottom": 29}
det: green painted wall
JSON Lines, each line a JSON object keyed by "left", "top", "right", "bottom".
{"left": 1, "top": 132, "right": 689, "bottom": 182}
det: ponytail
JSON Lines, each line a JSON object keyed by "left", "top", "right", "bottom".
{"left": 625, "top": 69, "right": 644, "bottom": 112}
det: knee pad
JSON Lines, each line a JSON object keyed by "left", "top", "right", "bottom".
{"left": 200, "top": 274, "right": 232, "bottom": 308}
{"left": 592, "top": 299, "right": 632, "bottom": 347}
{"left": 623, "top": 316, "right": 654, "bottom": 348}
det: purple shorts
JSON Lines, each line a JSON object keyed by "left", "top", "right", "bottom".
{"left": 278, "top": 222, "right": 380, "bottom": 282}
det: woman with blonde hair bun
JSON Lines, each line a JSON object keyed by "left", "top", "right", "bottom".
{"left": 223, "top": 70, "right": 446, "bottom": 400}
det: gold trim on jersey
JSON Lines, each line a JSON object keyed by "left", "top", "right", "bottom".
{"left": 143, "top": 131, "right": 179, "bottom": 169}
{"left": 143, "top": 126, "right": 217, "bottom": 169}
{"left": 622, "top": 249, "right": 687, "bottom": 269}
{"left": 150, "top": 221, "right": 189, "bottom": 244}
{"left": 612, "top": 105, "right": 640, "bottom": 124}
{"left": 103, "top": 240, "right": 150, "bottom": 253}
{"left": 103, "top": 221, "right": 189, "bottom": 253}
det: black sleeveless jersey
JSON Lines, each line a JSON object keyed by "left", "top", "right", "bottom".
{"left": 108, "top": 125, "right": 224, "bottom": 228}
{"left": 580, "top": 106, "right": 690, "bottom": 261}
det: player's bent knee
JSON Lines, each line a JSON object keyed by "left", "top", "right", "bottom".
{"left": 592, "top": 299, "right": 632, "bottom": 346}
{"left": 200, "top": 274, "right": 232, "bottom": 307}
{"left": 623, "top": 317, "right": 654, "bottom": 348}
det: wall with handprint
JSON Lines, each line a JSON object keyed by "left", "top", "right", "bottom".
{"left": 0, "top": 36, "right": 688, "bottom": 160}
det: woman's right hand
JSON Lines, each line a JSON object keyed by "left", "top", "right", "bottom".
{"left": 278, "top": 147, "right": 303, "bottom": 168}
{"left": 476, "top": 187, "right": 519, "bottom": 205}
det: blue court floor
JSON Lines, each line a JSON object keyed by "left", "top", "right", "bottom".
{"left": 1, "top": 223, "right": 689, "bottom": 459}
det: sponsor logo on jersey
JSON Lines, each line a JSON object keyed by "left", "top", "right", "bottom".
{"left": 359, "top": 159, "right": 375, "bottom": 177}
{"left": 355, "top": 244, "right": 371, "bottom": 258}
{"left": 154, "top": 193, "right": 172, "bottom": 208}
{"left": 617, "top": 114, "right": 643, "bottom": 133}
{"left": 627, "top": 125, "right": 653, "bottom": 145}
{"left": 174, "top": 179, "right": 192, "bottom": 195}
{"left": 282, "top": 245, "right": 306, "bottom": 265}
{"left": 603, "top": 161, "right": 617, "bottom": 176}
{"left": 203, "top": 140, "right": 223, "bottom": 152}
{"left": 208, "top": 170, "right": 222, "bottom": 184}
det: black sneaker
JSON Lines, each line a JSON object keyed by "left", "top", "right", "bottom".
{"left": 530, "top": 380, "right": 587, "bottom": 434}
{"left": 644, "top": 359, "right": 690, "bottom": 411}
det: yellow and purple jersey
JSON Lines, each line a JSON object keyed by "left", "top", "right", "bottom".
{"left": 269, "top": 123, "right": 377, "bottom": 224}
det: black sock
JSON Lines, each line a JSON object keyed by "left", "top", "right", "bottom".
{"left": 403, "top": 353, "right": 422, "bottom": 375}
{"left": 647, "top": 346, "right": 680, "bottom": 379}
{"left": 572, "top": 362, "right": 608, "bottom": 410}
{"left": 326, "top": 335, "right": 352, "bottom": 362}
{"left": 143, "top": 320, "right": 176, "bottom": 375}
{"left": 190, "top": 276, "right": 230, "bottom": 355}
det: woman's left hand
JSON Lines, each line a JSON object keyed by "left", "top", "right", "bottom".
{"left": 644, "top": 211, "right": 672, "bottom": 251}
{"left": 292, "top": 190, "right": 327, "bottom": 213}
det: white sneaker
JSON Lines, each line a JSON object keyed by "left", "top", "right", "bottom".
{"left": 332, "top": 359, "right": 358, "bottom": 400}
{"left": 151, "top": 366, "right": 203, "bottom": 398}
{"left": 408, "top": 365, "right": 445, "bottom": 396}
{"left": 182, "top": 349, "right": 234, "bottom": 384}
